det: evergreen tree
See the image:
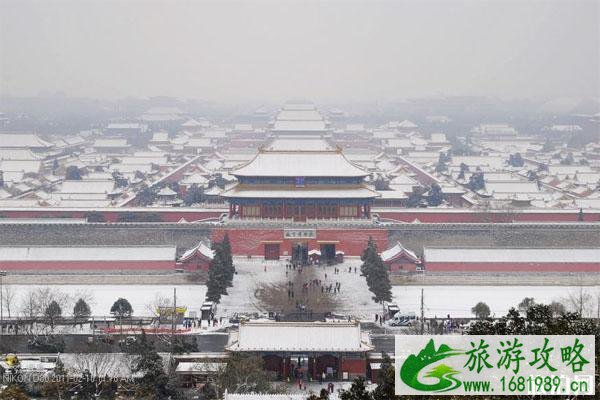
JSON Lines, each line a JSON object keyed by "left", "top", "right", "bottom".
{"left": 360, "top": 237, "right": 377, "bottom": 278}
{"left": 365, "top": 254, "right": 392, "bottom": 304}
{"left": 427, "top": 183, "right": 444, "bottom": 206}
{"left": 457, "top": 162, "right": 469, "bottom": 180}
{"left": 467, "top": 171, "right": 485, "bottom": 191}
{"left": 65, "top": 165, "right": 82, "bottom": 180}
{"left": 471, "top": 301, "right": 491, "bottom": 319}
{"left": 42, "top": 358, "right": 69, "bottom": 399}
{"left": 73, "top": 298, "right": 91, "bottom": 320}
{"left": 206, "top": 242, "right": 228, "bottom": 303}
{"left": 434, "top": 152, "right": 449, "bottom": 172}
{"left": 339, "top": 377, "right": 373, "bottom": 400}
{"left": 406, "top": 186, "right": 424, "bottom": 208}
{"left": 110, "top": 298, "right": 133, "bottom": 318}
{"left": 221, "top": 233, "right": 235, "bottom": 287}
{"left": 307, "top": 389, "right": 330, "bottom": 400}
{"left": 44, "top": 300, "right": 62, "bottom": 329}
{"left": 184, "top": 184, "right": 205, "bottom": 205}
{"left": 526, "top": 170, "right": 538, "bottom": 181}
{"left": 507, "top": 153, "right": 524, "bottom": 167}
{"left": 372, "top": 353, "right": 394, "bottom": 400}
{"left": 130, "top": 331, "right": 170, "bottom": 399}
{"left": 360, "top": 238, "right": 392, "bottom": 304}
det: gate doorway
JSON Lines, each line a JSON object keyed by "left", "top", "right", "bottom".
{"left": 320, "top": 244, "right": 336, "bottom": 264}
{"left": 291, "top": 242, "right": 308, "bottom": 265}
{"left": 264, "top": 243, "right": 280, "bottom": 260}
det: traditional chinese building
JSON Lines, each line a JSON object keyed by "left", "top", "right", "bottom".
{"left": 380, "top": 242, "right": 422, "bottom": 272}
{"left": 221, "top": 139, "right": 379, "bottom": 221}
{"left": 226, "top": 321, "right": 373, "bottom": 380}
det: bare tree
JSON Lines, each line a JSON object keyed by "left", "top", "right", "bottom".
{"left": 68, "top": 353, "right": 123, "bottom": 398}
{"left": 2, "top": 285, "right": 16, "bottom": 318}
{"left": 19, "top": 287, "right": 74, "bottom": 336}
{"left": 564, "top": 287, "right": 594, "bottom": 317}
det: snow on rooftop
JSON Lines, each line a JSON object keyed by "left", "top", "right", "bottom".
{"left": 59, "top": 180, "right": 115, "bottom": 195}
{"left": 272, "top": 120, "right": 328, "bottom": 132}
{"left": 380, "top": 242, "right": 419, "bottom": 262}
{"left": 0, "top": 149, "right": 40, "bottom": 160}
{"left": 397, "top": 120, "right": 418, "bottom": 128}
{"left": 0, "top": 160, "right": 41, "bottom": 173}
{"left": 227, "top": 321, "right": 372, "bottom": 352}
{"left": 424, "top": 247, "right": 600, "bottom": 263}
{"left": 180, "top": 242, "right": 214, "bottom": 261}
{"left": 157, "top": 187, "right": 178, "bottom": 196}
{"left": 0, "top": 246, "right": 177, "bottom": 261}
{"left": 231, "top": 149, "right": 368, "bottom": 178}
{"left": 106, "top": 123, "right": 145, "bottom": 130}
{"left": 266, "top": 138, "right": 334, "bottom": 151}
{"left": 93, "top": 138, "right": 129, "bottom": 148}
{"left": 0, "top": 133, "right": 53, "bottom": 148}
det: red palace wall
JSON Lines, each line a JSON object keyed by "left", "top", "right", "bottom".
{"left": 212, "top": 228, "right": 388, "bottom": 257}
{"left": 388, "top": 261, "right": 420, "bottom": 272}
{"left": 425, "top": 262, "right": 600, "bottom": 272}
{"left": 340, "top": 358, "right": 367, "bottom": 376}
{"left": 0, "top": 261, "right": 175, "bottom": 271}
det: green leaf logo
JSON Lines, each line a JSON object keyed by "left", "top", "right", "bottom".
{"left": 400, "top": 339, "right": 464, "bottom": 392}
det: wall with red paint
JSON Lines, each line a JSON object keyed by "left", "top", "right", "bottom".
{"left": 212, "top": 228, "right": 388, "bottom": 257}
{"left": 340, "top": 358, "right": 367, "bottom": 375}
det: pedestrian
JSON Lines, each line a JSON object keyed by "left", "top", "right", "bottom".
{"left": 375, "top": 314, "right": 379, "bottom": 322}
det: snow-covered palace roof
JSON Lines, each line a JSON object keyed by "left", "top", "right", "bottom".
{"left": 180, "top": 242, "right": 214, "bottom": 262}
{"left": 380, "top": 242, "right": 420, "bottom": 263}
{"left": 227, "top": 321, "right": 373, "bottom": 352}
{"left": 231, "top": 147, "right": 368, "bottom": 178}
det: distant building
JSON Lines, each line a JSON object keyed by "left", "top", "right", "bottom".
{"left": 0, "top": 133, "right": 53, "bottom": 152}
{"left": 270, "top": 101, "right": 330, "bottom": 136}
{"left": 221, "top": 138, "right": 379, "bottom": 221}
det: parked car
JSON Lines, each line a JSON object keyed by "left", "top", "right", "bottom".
{"left": 388, "top": 312, "right": 417, "bottom": 327}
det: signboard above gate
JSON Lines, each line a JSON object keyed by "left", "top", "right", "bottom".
{"left": 284, "top": 228, "right": 316, "bottom": 239}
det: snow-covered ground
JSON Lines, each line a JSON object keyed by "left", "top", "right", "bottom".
{"left": 5, "top": 259, "right": 598, "bottom": 319}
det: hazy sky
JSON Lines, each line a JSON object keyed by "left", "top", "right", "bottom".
{"left": 1, "top": 0, "right": 598, "bottom": 101}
